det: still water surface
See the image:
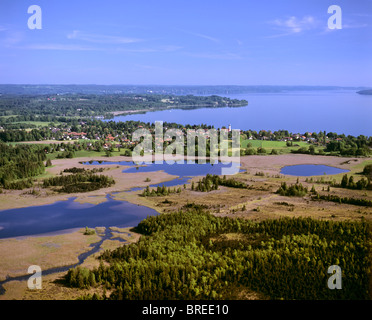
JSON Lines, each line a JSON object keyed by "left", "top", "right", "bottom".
{"left": 0, "top": 161, "right": 242, "bottom": 239}
{"left": 0, "top": 194, "right": 157, "bottom": 239}
{"left": 107, "top": 90, "right": 372, "bottom": 137}
{"left": 280, "top": 164, "right": 349, "bottom": 176}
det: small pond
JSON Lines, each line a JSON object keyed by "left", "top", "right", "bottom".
{"left": 280, "top": 164, "right": 349, "bottom": 176}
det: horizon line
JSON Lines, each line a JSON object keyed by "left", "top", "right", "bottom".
{"left": 0, "top": 84, "right": 370, "bottom": 88}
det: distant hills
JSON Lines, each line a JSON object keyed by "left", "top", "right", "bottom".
{"left": 0, "top": 84, "right": 369, "bottom": 96}
{"left": 357, "top": 89, "right": 372, "bottom": 95}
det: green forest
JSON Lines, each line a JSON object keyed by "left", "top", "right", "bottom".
{"left": 0, "top": 142, "right": 46, "bottom": 189}
{"left": 0, "top": 94, "right": 247, "bottom": 119}
{"left": 64, "top": 208, "right": 371, "bottom": 300}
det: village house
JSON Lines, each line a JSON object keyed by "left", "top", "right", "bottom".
{"left": 105, "top": 134, "right": 116, "bottom": 142}
{"left": 282, "top": 137, "right": 293, "bottom": 142}
{"left": 62, "top": 131, "right": 87, "bottom": 140}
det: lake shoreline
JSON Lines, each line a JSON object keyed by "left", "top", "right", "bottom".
{"left": 0, "top": 154, "right": 367, "bottom": 212}
{"left": 104, "top": 90, "right": 372, "bottom": 137}
{"left": 109, "top": 102, "right": 248, "bottom": 117}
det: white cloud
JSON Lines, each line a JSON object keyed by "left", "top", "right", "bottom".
{"left": 343, "top": 23, "right": 368, "bottom": 29}
{"left": 190, "top": 32, "right": 220, "bottom": 43}
{"left": 67, "top": 30, "right": 142, "bottom": 44}
{"left": 0, "top": 31, "right": 24, "bottom": 47}
{"left": 320, "top": 20, "right": 368, "bottom": 35}
{"left": 115, "top": 45, "right": 182, "bottom": 53}
{"left": 268, "top": 16, "right": 318, "bottom": 37}
{"left": 14, "top": 42, "right": 181, "bottom": 53}
{"left": 22, "top": 43, "right": 100, "bottom": 51}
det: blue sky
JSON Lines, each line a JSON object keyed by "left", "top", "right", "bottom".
{"left": 0, "top": 0, "right": 371, "bottom": 86}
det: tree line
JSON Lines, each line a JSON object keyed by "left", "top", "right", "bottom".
{"left": 62, "top": 167, "right": 104, "bottom": 174}
{"left": 314, "top": 193, "right": 372, "bottom": 207}
{"left": 141, "top": 185, "right": 182, "bottom": 197}
{"left": 192, "top": 174, "right": 247, "bottom": 192}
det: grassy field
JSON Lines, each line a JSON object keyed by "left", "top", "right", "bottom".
{"left": 8, "top": 139, "right": 100, "bottom": 147}
{"left": 46, "top": 148, "right": 132, "bottom": 160}
{"left": 16, "top": 121, "right": 60, "bottom": 127}
{"left": 346, "top": 158, "right": 372, "bottom": 174}
{"left": 1, "top": 120, "right": 64, "bottom": 129}
{"left": 241, "top": 139, "right": 306, "bottom": 148}
{"left": 241, "top": 138, "right": 323, "bottom": 154}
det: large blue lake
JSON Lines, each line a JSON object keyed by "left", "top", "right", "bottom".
{"left": 106, "top": 90, "right": 372, "bottom": 137}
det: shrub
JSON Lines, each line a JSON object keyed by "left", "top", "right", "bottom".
{"left": 276, "top": 182, "right": 308, "bottom": 197}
